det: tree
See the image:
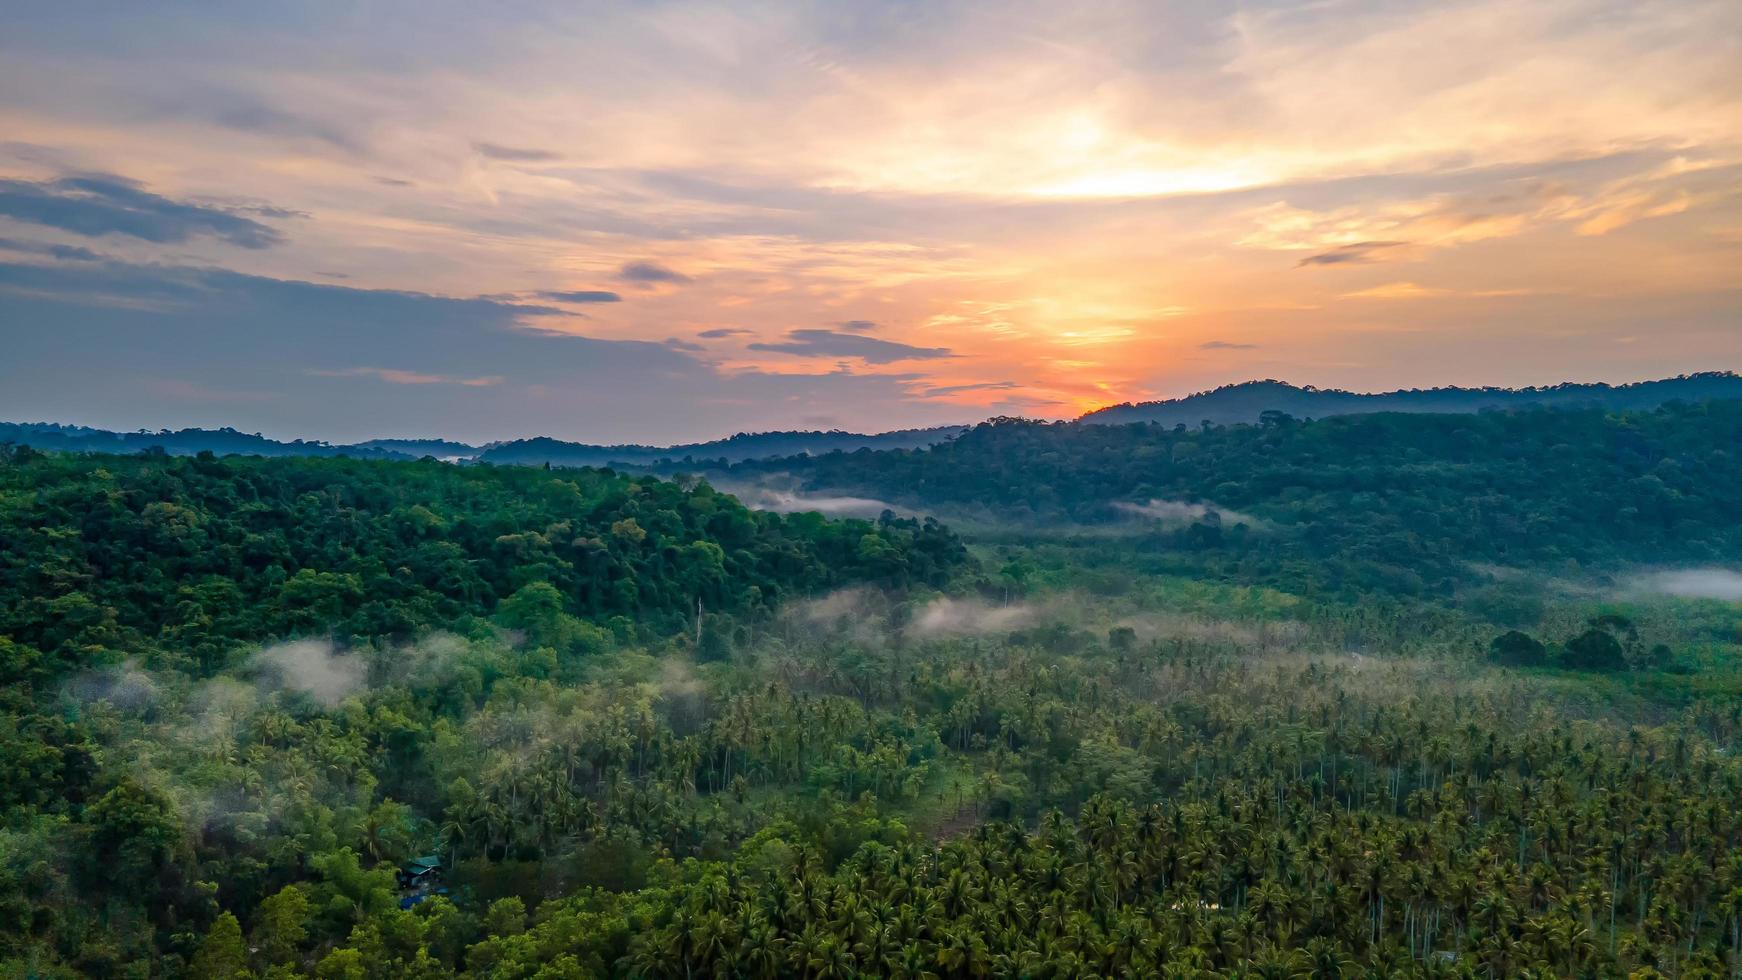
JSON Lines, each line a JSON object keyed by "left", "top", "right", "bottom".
{"left": 190, "top": 912, "right": 250, "bottom": 980}
{"left": 1562, "top": 628, "right": 1626, "bottom": 672}
{"left": 84, "top": 779, "right": 180, "bottom": 888}
{"left": 1489, "top": 631, "right": 1548, "bottom": 667}
{"left": 698, "top": 619, "right": 734, "bottom": 663}
{"left": 253, "top": 885, "right": 310, "bottom": 965}
{"left": 484, "top": 896, "right": 527, "bottom": 938}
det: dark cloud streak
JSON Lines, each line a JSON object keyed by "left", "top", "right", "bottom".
{"left": 618, "top": 260, "right": 692, "bottom": 284}
{"left": 473, "top": 141, "right": 561, "bottom": 162}
{"left": 918, "top": 380, "right": 1017, "bottom": 397}
{"left": 0, "top": 236, "right": 103, "bottom": 262}
{"left": 535, "top": 289, "right": 622, "bottom": 303}
{"left": 1297, "top": 240, "right": 1408, "bottom": 266}
{"left": 749, "top": 329, "right": 952, "bottom": 364}
{"left": 0, "top": 175, "right": 285, "bottom": 249}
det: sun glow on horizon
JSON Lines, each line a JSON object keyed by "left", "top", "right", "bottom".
{"left": 0, "top": 0, "right": 1736, "bottom": 441}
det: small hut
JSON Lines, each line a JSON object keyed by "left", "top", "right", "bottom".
{"left": 398, "top": 854, "right": 445, "bottom": 909}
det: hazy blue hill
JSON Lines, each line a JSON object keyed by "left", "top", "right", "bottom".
{"left": 350, "top": 437, "right": 482, "bottom": 459}
{"left": 0, "top": 423, "right": 964, "bottom": 466}
{"left": 0, "top": 423, "right": 415, "bottom": 459}
{"left": 1079, "top": 372, "right": 1742, "bottom": 426}
{"left": 10, "top": 373, "right": 1735, "bottom": 466}
{"left": 476, "top": 425, "right": 966, "bottom": 467}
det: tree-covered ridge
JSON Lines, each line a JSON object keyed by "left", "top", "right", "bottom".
{"left": 0, "top": 422, "right": 967, "bottom": 467}
{"left": 0, "top": 423, "right": 419, "bottom": 460}
{"left": 1080, "top": 372, "right": 1742, "bottom": 426}
{"left": 727, "top": 400, "right": 1742, "bottom": 595}
{"left": 475, "top": 426, "right": 966, "bottom": 468}
{"left": 0, "top": 448, "right": 967, "bottom": 681}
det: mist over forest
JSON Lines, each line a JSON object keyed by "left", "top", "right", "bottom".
{"left": 3, "top": 385, "right": 1742, "bottom": 979}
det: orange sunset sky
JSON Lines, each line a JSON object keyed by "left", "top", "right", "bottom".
{"left": 1, "top": 1, "right": 1738, "bottom": 442}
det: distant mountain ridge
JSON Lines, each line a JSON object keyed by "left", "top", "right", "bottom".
{"left": 475, "top": 427, "right": 966, "bottom": 467}
{"left": 0, "top": 422, "right": 966, "bottom": 466}
{"left": 5, "top": 374, "right": 1737, "bottom": 465}
{"left": 1078, "top": 373, "right": 1742, "bottom": 427}
{"left": 0, "top": 423, "right": 415, "bottom": 460}
{"left": 350, "top": 437, "right": 480, "bottom": 459}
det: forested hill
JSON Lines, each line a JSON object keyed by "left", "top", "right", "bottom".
{"left": 727, "top": 400, "right": 1742, "bottom": 594}
{"left": 1080, "top": 372, "right": 1742, "bottom": 426}
{"left": 0, "top": 422, "right": 966, "bottom": 466}
{"left": 8, "top": 375, "right": 1735, "bottom": 465}
{"left": 0, "top": 422, "right": 420, "bottom": 459}
{"left": 0, "top": 448, "right": 966, "bottom": 680}
{"left": 473, "top": 425, "right": 965, "bottom": 467}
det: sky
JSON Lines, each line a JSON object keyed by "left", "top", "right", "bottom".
{"left": 1, "top": 0, "right": 1738, "bottom": 444}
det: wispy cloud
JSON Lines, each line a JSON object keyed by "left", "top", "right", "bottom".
{"left": 207, "top": 97, "right": 362, "bottom": 153}
{"left": 311, "top": 367, "right": 506, "bottom": 387}
{"left": 1343, "top": 282, "right": 1448, "bottom": 300}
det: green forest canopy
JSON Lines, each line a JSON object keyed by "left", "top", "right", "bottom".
{"left": 2, "top": 405, "right": 1742, "bottom": 978}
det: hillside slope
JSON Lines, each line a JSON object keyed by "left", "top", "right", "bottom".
{"left": 0, "top": 422, "right": 967, "bottom": 467}
{"left": 1080, "top": 372, "right": 1742, "bottom": 426}
{"left": 475, "top": 426, "right": 965, "bottom": 467}
{"left": 725, "top": 400, "right": 1742, "bottom": 594}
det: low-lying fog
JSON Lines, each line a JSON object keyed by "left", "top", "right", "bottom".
{"left": 735, "top": 488, "right": 903, "bottom": 519}
{"left": 1629, "top": 568, "right": 1742, "bottom": 602}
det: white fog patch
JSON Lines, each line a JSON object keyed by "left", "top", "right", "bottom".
{"left": 735, "top": 487, "right": 903, "bottom": 519}
{"left": 1631, "top": 568, "right": 1742, "bottom": 602}
{"left": 1113, "top": 498, "right": 1266, "bottom": 528}
{"left": 781, "top": 587, "right": 895, "bottom": 646}
{"left": 170, "top": 676, "right": 261, "bottom": 754}
{"left": 907, "top": 597, "right": 1034, "bottom": 637}
{"left": 792, "top": 587, "right": 885, "bottom": 624}
{"left": 374, "top": 631, "right": 483, "bottom": 687}
{"left": 63, "top": 660, "right": 159, "bottom": 712}
{"left": 251, "top": 639, "right": 366, "bottom": 707}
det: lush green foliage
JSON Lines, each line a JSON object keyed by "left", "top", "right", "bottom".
{"left": 3, "top": 417, "right": 1742, "bottom": 978}
{"left": 0, "top": 447, "right": 965, "bottom": 680}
